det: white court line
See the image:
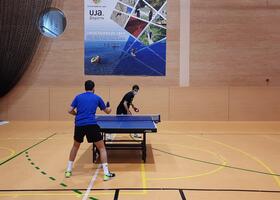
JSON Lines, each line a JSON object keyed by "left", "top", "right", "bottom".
{"left": 82, "top": 164, "right": 102, "bottom": 200}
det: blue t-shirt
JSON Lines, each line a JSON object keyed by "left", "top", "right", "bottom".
{"left": 71, "top": 92, "right": 106, "bottom": 126}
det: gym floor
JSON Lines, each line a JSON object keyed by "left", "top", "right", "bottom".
{"left": 0, "top": 121, "right": 280, "bottom": 200}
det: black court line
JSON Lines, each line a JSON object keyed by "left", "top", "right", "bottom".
{"left": 0, "top": 133, "right": 56, "bottom": 166}
{"left": 113, "top": 189, "right": 119, "bottom": 200}
{"left": 1, "top": 188, "right": 280, "bottom": 193}
{"left": 179, "top": 189, "right": 186, "bottom": 200}
{"left": 152, "top": 148, "right": 280, "bottom": 177}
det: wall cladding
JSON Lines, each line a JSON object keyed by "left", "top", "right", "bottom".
{"left": 1, "top": 86, "right": 280, "bottom": 121}
{"left": 190, "top": 0, "right": 280, "bottom": 86}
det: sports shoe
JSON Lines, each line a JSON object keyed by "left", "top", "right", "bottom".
{"left": 65, "top": 171, "right": 72, "bottom": 178}
{"left": 106, "top": 134, "right": 116, "bottom": 141}
{"left": 103, "top": 172, "right": 115, "bottom": 181}
{"left": 133, "top": 134, "right": 141, "bottom": 138}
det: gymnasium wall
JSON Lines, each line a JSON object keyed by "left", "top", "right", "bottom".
{"left": 191, "top": 0, "right": 280, "bottom": 86}
{"left": 1, "top": 0, "right": 280, "bottom": 121}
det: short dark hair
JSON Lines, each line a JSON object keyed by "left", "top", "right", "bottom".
{"left": 132, "top": 84, "right": 139, "bottom": 91}
{"left": 85, "top": 80, "right": 95, "bottom": 91}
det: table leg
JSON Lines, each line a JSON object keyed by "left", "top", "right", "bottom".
{"left": 142, "top": 132, "right": 146, "bottom": 162}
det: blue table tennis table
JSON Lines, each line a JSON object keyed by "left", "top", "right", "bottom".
{"left": 93, "top": 114, "right": 160, "bottom": 163}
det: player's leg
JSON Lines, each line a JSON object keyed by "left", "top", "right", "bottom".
{"left": 90, "top": 125, "right": 115, "bottom": 181}
{"left": 94, "top": 140, "right": 115, "bottom": 181}
{"left": 69, "top": 140, "right": 81, "bottom": 162}
{"left": 65, "top": 126, "right": 84, "bottom": 178}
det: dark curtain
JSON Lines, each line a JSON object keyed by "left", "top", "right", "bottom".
{"left": 0, "top": 0, "right": 53, "bottom": 97}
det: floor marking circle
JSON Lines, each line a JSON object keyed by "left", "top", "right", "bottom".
{"left": 148, "top": 143, "right": 227, "bottom": 181}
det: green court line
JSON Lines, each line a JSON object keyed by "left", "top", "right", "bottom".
{"left": 60, "top": 183, "right": 67, "bottom": 187}
{"left": 49, "top": 177, "right": 56, "bottom": 181}
{"left": 41, "top": 171, "right": 47, "bottom": 175}
{"left": 72, "top": 189, "right": 83, "bottom": 195}
{"left": 0, "top": 133, "right": 56, "bottom": 166}
{"left": 153, "top": 148, "right": 280, "bottom": 177}
{"left": 21, "top": 135, "right": 100, "bottom": 200}
{"left": 89, "top": 197, "right": 99, "bottom": 200}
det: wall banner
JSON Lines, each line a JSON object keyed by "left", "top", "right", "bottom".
{"left": 84, "top": 0, "right": 167, "bottom": 76}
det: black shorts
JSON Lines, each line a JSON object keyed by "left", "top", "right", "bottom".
{"left": 116, "top": 106, "right": 127, "bottom": 115}
{"left": 74, "top": 124, "right": 102, "bottom": 143}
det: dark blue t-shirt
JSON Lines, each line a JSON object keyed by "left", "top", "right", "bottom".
{"left": 71, "top": 92, "right": 106, "bottom": 126}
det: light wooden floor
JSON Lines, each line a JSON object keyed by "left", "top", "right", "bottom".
{"left": 1, "top": 121, "right": 280, "bottom": 200}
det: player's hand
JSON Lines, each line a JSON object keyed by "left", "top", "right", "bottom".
{"left": 134, "top": 107, "right": 139, "bottom": 112}
{"left": 106, "top": 101, "right": 110, "bottom": 107}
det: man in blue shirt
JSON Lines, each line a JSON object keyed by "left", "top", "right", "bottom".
{"left": 65, "top": 80, "right": 115, "bottom": 181}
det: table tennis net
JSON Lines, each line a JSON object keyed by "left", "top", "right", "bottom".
{"left": 95, "top": 114, "right": 160, "bottom": 123}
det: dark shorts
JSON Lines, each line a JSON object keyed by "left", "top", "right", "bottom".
{"left": 74, "top": 124, "right": 102, "bottom": 143}
{"left": 116, "top": 106, "right": 127, "bottom": 115}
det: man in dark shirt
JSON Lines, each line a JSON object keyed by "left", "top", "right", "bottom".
{"left": 114, "top": 85, "right": 140, "bottom": 138}
{"left": 65, "top": 80, "right": 115, "bottom": 181}
{"left": 116, "top": 84, "right": 140, "bottom": 115}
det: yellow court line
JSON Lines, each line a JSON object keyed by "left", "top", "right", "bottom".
{"left": 0, "top": 147, "right": 16, "bottom": 161}
{"left": 148, "top": 143, "right": 227, "bottom": 181}
{"left": 141, "top": 163, "right": 148, "bottom": 194}
{"left": 189, "top": 135, "right": 280, "bottom": 188}
{"left": 0, "top": 193, "right": 82, "bottom": 197}
{"left": 0, "top": 191, "right": 150, "bottom": 198}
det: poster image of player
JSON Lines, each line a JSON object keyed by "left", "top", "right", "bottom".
{"left": 145, "top": 0, "right": 166, "bottom": 11}
{"left": 115, "top": 2, "right": 133, "bottom": 14}
{"left": 110, "top": 11, "right": 129, "bottom": 27}
{"left": 119, "top": 0, "right": 137, "bottom": 7}
{"left": 85, "top": 41, "right": 127, "bottom": 75}
{"left": 139, "top": 24, "right": 166, "bottom": 46}
{"left": 124, "top": 17, "right": 148, "bottom": 37}
{"left": 152, "top": 14, "right": 166, "bottom": 27}
{"left": 133, "top": 0, "right": 156, "bottom": 21}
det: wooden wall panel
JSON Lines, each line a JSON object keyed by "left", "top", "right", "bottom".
{"left": 268, "top": 0, "right": 280, "bottom": 6}
{"left": 7, "top": 87, "right": 50, "bottom": 120}
{"left": 191, "top": 0, "right": 266, "bottom": 8}
{"left": 229, "top": 87, "right": 280, "bottom": 120}
{"left": 50, "top": 87, "right": 109, "bottom": 120}
{"left": 191, "top": 0, "right": 280, "bottom": 86}
{"left": 3, "top": 86, "right": 280, "bottom": 121}
{"left": 169, "top": 87, "right": 228, "bottom": 120}
{"left": 131, "top": 87, "right": 169, "bottom": 120}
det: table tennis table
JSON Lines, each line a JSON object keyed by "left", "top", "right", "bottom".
{"left": 93, "top": 114, "right": 160, "bottom": 163}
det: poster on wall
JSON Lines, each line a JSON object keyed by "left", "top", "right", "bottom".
{"left": 84, "top": 0, "right": 167, "bottom": 76}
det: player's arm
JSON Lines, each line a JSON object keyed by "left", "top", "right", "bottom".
{"left": 131, "top": 103, "right": 139, "bottom": 112}
{"left": 68, "top": 106, "right": 77, "bottom": 116}
{"left": 123, "top": 101, "right": 132, "bottom": 114}
{"left": 103, "top": 107, "right": 111, "bottom": 114}
{"left": 100, "top": 100, "right": 111, "bottom": 114}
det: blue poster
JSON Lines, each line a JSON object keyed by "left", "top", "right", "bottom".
{"left": 84, "top": 0, "right": 167, "bottom": 76}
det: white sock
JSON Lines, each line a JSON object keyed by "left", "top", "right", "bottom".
{"left": 66, "top": 161, "right": 73, "bottom": 172}
{"left": 102, "top": 163, "right": 109, "bottom": 175}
